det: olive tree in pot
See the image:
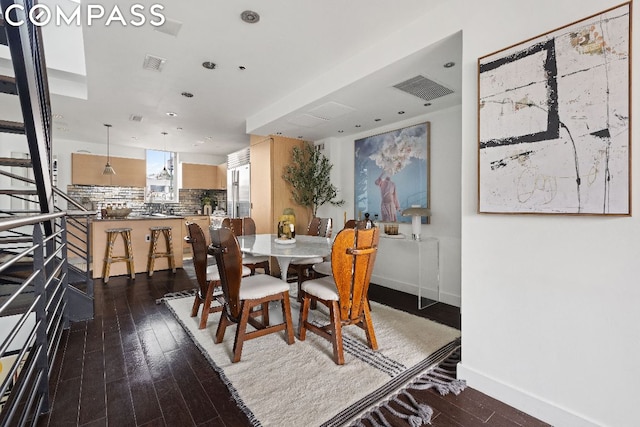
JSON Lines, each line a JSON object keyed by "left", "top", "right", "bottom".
{"left": 282, "top": 143, "right": 344, "bottom": 223}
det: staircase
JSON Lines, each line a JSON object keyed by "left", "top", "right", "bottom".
{"left": 1, "top": 1, "right": 94, "bottom": 424}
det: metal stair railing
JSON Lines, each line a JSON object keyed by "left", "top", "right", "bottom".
{"left": 0, "top": 212, "right": 67, "bottom": 425}
{"left": 0, "top": 0, "right": 54, "bottom": 235}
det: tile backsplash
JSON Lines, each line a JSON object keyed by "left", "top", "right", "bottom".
{"left": 66, "top": 185, "right": 227, "bottom": 217}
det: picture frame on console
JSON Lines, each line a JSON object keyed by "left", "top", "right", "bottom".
{"left": 354, "top": 122, "right": 431, "bottom": 224}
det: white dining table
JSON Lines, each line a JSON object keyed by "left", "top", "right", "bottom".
{"left": 236, "top": 234, "right": 332, "bottom": 282}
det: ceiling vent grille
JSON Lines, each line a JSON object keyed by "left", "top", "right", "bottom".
{"left": 393, "top": 75, "right": 454, "bottom": 102}
{"left": 227, "top": 147, "right": 250, "bottom": 168}
{"left": 129, "top": 114, "right": 143, "bottom": 122}
{"left": 143, "top": 54, "right": 166, "bottom": 72}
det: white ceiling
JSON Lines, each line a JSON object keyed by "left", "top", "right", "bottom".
{"left": 1, "top": 0, "right": 462, "bottom": 157}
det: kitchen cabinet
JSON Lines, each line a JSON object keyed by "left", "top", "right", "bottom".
{"left": 216, "top": 163, "right": 227, "bottom": 189}
{"left": 249, "top": 135, "right": 307, "bottom": 235}
{"left": 182, "top": 163, "right": 217, "bottom": 189}
{"left": 72, "top": 153, "right": 145, "bottom": 187}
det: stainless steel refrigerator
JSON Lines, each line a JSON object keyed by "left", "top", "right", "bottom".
{"left": 226, "top": 148, "right": 251, "bottom": 218}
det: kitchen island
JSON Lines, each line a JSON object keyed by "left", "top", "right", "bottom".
{"left": 91, "top": 216, "right": 185, "bottom": 279}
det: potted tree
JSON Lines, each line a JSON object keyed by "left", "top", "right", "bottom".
{"left": 282, "top": 144, "right": 344, "bottom": 221}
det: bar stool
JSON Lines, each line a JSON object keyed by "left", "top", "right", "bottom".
{"left": 147, "top": 225, "right": 176, "bottom": 276}
{"left": 103, "top": 228, "right": 135, "bottom": 283}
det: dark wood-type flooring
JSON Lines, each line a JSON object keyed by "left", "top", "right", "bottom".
{"left": 35, "top": 267, "right": 550, "bottom": 427}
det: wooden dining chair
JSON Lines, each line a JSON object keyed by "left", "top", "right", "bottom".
{"left": 240, "top": 217, "right": 271, "bottom": 275}
{"left": 288, "top": 217, "right": 333, "bottom": 301}
{"left": 210, "top": 226, "right": 295, "bottom": 362}
{"left": 298, "top": 226, "right": 380, "bottom": 364}
{"left": 217, "top": 217, "right": 270, "bottom": 275}
{"left": 186, "top": 222, "right": 251, "bottom": 329}
{"left": 312, "top": 218, "right": 359, "bottom": 280}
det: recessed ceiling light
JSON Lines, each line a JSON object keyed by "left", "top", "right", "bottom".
{"left": 444, "top": 61, "right": 456, "bottom": 68}
{"left": 181, "top": 92, "right": 194, "bottom": 98}
{"left": 239, "top": 66, "right": 246, "bottom": 70}
{"left": 355, "top": 125, "right": 361, "bottom": 128}
{"left": 276, "top": 132, "right": 283, "bottom": 135}
{"left": 241, "top": 10, "right": 260, "bottom": 23}
{"left": 202, "top": 61, "right": 216, "bottom": 70}
{"left": 398, "top": 111, "right": 405, "bottom": 115}
{"left": 424, "top": 103, "right": 432, "bottom": 107}
{"left": 176, "top": 127, "right": 183, "bottom": 131}
{"left": 338, "top": 130, "right": 344, "bottom": 133}
{"left": 374, "top": 118, "right": 381, "bottom": 122}
{"left": 166, "top": 112, "right": 178, "bottom": 117}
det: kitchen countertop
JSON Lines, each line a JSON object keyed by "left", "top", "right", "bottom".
{"left": 94, "top": 215, "right": 186, "bottom": 221}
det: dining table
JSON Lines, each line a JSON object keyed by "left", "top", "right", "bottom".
{"left": 236, "top": 234, "right": 332, "bottom": 283}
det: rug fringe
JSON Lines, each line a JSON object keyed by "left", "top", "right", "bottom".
{"left": 350, "top": 347, "right": 465, "bottom": 427}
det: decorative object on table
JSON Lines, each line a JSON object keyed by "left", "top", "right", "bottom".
{"left": 274, "top": 237, "right": 296, "bottom": 245}
{"left": 282, "top": 143, "right": 344, "bottom": 221}
{"left": 402, "top": 205, "right": 432, "bottom": 241}
{"left": 382, "top": 222, "right": 399, "bottom": 235}
{"left": 478, "top": 3, "right": 630, "bottom": 215}
{"left": 102, "top": 124, "right": 116, "bottom": 175}
{"left": 163, "top": 290, "right": 462, "bottom": 426}
{"left": 355, "top": 122, "right": 430, "bottom": 224}
{"left": 104, "top": 207, "right": 132, "bottom": 218}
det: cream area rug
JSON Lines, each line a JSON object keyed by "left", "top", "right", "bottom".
{"left": 164, "top": 295, "right": 464, "bottom": 427}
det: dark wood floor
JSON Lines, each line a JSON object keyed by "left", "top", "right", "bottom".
{"left": 36, "top": 267, "right": 549, "bottom": 427}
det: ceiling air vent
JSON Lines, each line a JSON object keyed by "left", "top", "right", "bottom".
{"left": 129, "top": 114, "right": 143, "bottom": 122}
{"left": 143, "top": 54, "right": 166, "bottom": 72}
{"left": 393, "top": 75, "right": 454, "bottom": 102}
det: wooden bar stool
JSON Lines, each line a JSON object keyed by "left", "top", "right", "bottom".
{"left": 147, "top": 225, "right": 176, "bottom": 276}
{"left": 103, "top": 228, "right": 135, "bottom": 283}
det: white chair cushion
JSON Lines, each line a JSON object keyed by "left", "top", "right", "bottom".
{"left": 243, "top": 254, "right": 269, "bottom": 263}
{"left": 311, "top": 261, "right": 332, "bottom": 276}
{"left": 206, "top": 264, "right": 251, "bottom": 281}
{"left": 239, "top": 275, "right": 290, "bottom": 300}
{"left": 291, "top": 256, "right": 324, "bottom": 265}
{"left": 301, "top": 277, "right": 339, "bottom": 301}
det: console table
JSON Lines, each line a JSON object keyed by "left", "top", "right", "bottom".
{"left": 372, "top": 235, "right": 440, "bottom": 309}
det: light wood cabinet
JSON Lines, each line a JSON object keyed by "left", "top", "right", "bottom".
{"left": 249, "top": 135, "right": 308, "bottom": 234}
{"left": 72, "top": 153, "right": 145, "bottom": 187}
{"left": 216, "top": 163, "right": 227, "bottom": 189}
{"left": 182, "top": 163, "right": 217, "bottom": 189}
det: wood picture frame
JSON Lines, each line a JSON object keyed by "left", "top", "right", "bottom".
{"left": 478, "top": 3, "right": 631, "bottom": 215}
{"left": 354, "top": 122, "right": 430, "bottom": 223}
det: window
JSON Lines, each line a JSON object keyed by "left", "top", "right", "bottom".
{"left": 146, "top": 149, "right": 177, "bottom": 202}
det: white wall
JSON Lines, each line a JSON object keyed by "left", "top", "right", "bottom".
{"left": 317, "top": 1, "right": 638, "bottom": 425}
{"left": 453, "top": 1, "right": 639, "bottom": 426}
{"left": 317, "top": 105, "right": 462, "bottom": 306}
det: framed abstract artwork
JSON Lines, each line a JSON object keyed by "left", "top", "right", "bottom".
{"left": 478, "top": 3, "right": 631, "bottom": 215}
{"left": 354, "top": 122, "right": 430, "bottom": 223}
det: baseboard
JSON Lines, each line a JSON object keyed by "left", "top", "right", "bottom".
{"left": 457, "top": 362, "right": 601, "bottom": 427}
{"left": 438, "top": 291, "right": 460, "bottom": 307}
{"left": 370, "top": 273, "right": 438, "bottom": 301}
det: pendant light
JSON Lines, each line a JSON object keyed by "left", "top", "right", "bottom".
{"left": 158, "top": 131, "right": 172, "bottom": 180}
{"left": 102, "top": 124, "right": 116, "bottom": 175}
